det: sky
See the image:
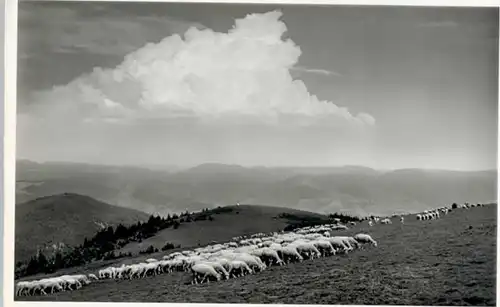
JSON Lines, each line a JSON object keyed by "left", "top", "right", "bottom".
{"left": 16, "top": 2, "right": 499, "bottom": 171}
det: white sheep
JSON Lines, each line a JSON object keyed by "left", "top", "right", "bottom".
{"left": 337, "top": 236, "right": 359, "bottom": 250}
{"left": 381, "top": 218, "right": 392, "bottom": 224}
{"left": 145, "top": 258, "right": 158, "bottom": 263}
{"left": 191, "top": 263, "right": 222, "bottom": 284}
{"left": 277, "top": 245, "right": 304, "bottom": 264}
{"left": 228, "top": 260, "right": 253, "bottom": 278}
{"left": 88, "top": 273, "right": 99, "bottom": 281}
{"left": 326, "top": 237, "right": 351, "bottom": 254}
{"left": 311, "top": 239, "right": 336, "bottom": 256}
{"left": 197, "top": 261, "right": 230, "bottom": 280}
{"left": 354, "top": 233, "right": 378, "bottom": 248}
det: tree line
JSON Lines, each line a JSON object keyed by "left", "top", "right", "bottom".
{"left": 282, "top": 212, "right": 361, "bottom": 232}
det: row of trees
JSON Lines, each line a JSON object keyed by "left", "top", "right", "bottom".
{"left": 281, "top": 212, "right": 361, "bottom": 232}
{"left": 139, "top": 242, "right": 179, "bottom": 255}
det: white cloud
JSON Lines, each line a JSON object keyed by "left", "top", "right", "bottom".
{"left": 291, "top": 66, "right": 342, "bottom": 77}
{"left": 25, "top": 10, "right": 376, "bottom": 130}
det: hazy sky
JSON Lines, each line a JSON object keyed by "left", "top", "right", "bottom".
{"left": 16, "top": 2, "right": 498, "bottom": 170}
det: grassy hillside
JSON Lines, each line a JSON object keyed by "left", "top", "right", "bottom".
{"left": 15, "top": 193, "right": 149, "bottom": 262}
{"left": 18, "top": 204, "right": 497, "bottom": 305}
{"left": 117, "top": 204, "right": 331, "bottom": 255}
{"left": 16, "top": 160, "right": 497, "bottom": 216}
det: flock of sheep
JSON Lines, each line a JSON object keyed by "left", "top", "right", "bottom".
{"left": 96, "top": 225, "right": 378, "bottom": 285}
{"left": 15, "top": 223, "right": 377, "bottom": 296}
{"left": 15, "top": 202, "right": 485, "bottom": 297}
{"left": 15, "top": 274, "right": 99, "bottom": 296}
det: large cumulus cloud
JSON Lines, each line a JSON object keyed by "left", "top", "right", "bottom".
{"left": 25, "top": 11, "right": 375, "bottom": 127}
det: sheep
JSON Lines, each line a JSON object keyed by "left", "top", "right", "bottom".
{"left": 16, "top": 281, "right": 30, "bottom": 296}
{"left": 310, "top": 239, "right": 336, "bottom": 256}
{"left": 191, "top": 263, "right": 222, "bottom": 284}
{"left": 145, "top": 258, "right": 158, "bottom": 263}
{"left": 381, "top": 218, "right": 392, "bottom": 224}
{"left": 228, "top": 260, "right": 253, "bottom": 278}
{"left": 368, "top": 220, "right": 373, "bottom": 226}
{"left": 326, "top": 237, "right": 351, "bottom": 254}
{"left": 233, "top": 252, "right": 268, "bottom": 272}
{"left": 291, "top": 241, "right": 322, "bottom": 260}
{"left": 276, "top": 245, "right": 304, "bottom": 264}
{"left": 354, "top": 233, "right": 378, "bottom": 248}
{"left": 337, "top": 236, "right": 359, "bottom": 250}
{"left": 88, "top": 273, "right": 99, "bottom": 281}
{"left": 251, "top": 248, "right": 284, "bottom": 267}
{"left": 197, "top": 261, "right": 230, "bottom": 280}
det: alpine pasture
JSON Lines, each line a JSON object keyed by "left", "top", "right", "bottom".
{"left": 16, "top": 203, "right": 496, "bottom": 305}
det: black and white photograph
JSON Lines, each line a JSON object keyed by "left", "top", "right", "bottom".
{"left": 7, "top": 0, "right": 499, "bottom": 305}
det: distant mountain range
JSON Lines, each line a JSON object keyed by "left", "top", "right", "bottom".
{"left": 15, "top": 160, "right": 497, "bottom": 217}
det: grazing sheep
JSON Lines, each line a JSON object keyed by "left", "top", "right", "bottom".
{"left": 279, "top": 245, "right": 304, "bottom": 263}
{"left": 291, "top": 241, "right": 322, "bottom": 259}
{"left": 197, "top": 261, "right": 230, "bottom": 280}
{"left": 191, "top": 263, "right": 222, "bottom": 284}
{"left": 337, "top": 236, "right": 359, "bottom": 250}
{"left": 228, "top": 260, "right": 253, "bottom": 278}
{"left": 354, "top": 233, "right": 378, "bottom": 248}
{"left": 326, "top": 237, "right": 351, "bottom": 254}
{"left": 88, "top": 273, "right": 99, "bottom": 281}
{"left": 252, "top": 248, "right": 284, "bottom": 267}
{"left": 311, "top": 239, "right": 336, "bottom": 256}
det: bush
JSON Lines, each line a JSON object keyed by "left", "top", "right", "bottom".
{"left": 161, "top": 242, "right": 175, "bottom": 251}
{"left": 139, "top": 245, "right": 157, "bottom": 255}
{"left": 452, "top": 203, "right": 458, "bottom": 209}
{"left": 103, "top": 251, "right": 117, "bottom": 260}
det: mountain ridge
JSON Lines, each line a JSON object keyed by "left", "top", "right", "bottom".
{"left": 15, "top": 160, "right": 497, "bottom": 217}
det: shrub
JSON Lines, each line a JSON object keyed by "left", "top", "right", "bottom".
{"left": 161, "top": 242, "right": 175, "bottom": 251}
{"left": 139, "top": 245, "right": 157, "bottom": 255}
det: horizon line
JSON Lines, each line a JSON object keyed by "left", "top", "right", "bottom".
{"left": 15, "top": 158, "right": 498, "bottom": 173}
